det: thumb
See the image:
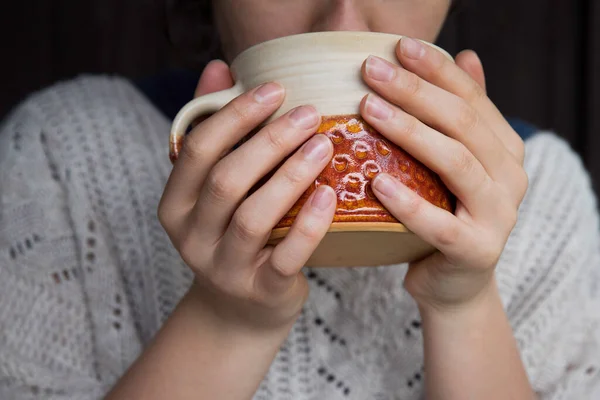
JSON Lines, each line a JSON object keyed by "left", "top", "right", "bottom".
{"left": 190, "top": 60, "right": 235, "bottom": 127}
{"left": 195, "top": 59, "right": 235, "bottom": 97}
{"left": 455, "top": 50, "right": 486, "bottom": 93}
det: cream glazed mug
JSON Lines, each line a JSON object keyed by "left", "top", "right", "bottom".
{"left": 169, "top": 32, "right": 456, "bottom": 267}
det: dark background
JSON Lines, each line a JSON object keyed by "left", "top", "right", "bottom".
{"left": 1, "top": 1, "right": 599, "bottom": 192}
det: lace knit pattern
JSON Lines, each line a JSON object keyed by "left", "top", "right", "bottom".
{"left": 1, "top": 76, "right": 599, "bottom": 399}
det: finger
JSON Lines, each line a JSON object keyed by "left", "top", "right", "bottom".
{"left": 256, "top": 185, "right": 336, "bottom": 295}
{"left": 371, "top": 173, "right": 468, "bottom": 257}
{"left": 195, "top": 60, "right": 234, "bottom": 97}
{"left": 361, "top": 94, "right": 498, "bottom": 218}
{"left": 191, "top": 106, "right": 321, "bottom": 243}
{"left": 455, "top": 50, "right": 486, "bottom": 93}
{"left": 160, "top": 82, "right": 285, "bottom": 220}
{"left": 218, "top": 134, "right": 333, "bottom": 266}
{"left": 159, "top": 61, "right": 234, "bottom": 237}
{"left": 394, "top": 38, "right": 524, "bottom": 163}
{"left": 362, "top": 56, "right": 522, "bottom": 188}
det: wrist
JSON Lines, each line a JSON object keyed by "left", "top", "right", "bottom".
{"left": 107, "top": 280, "right": 294, "bottom": 400}
{"left": 185, "top": 281, "right": 296, "bottom": 342}
{"left": 417, "top": 276, "right": 502, "bottom": 324}
{"left": 416, "top": 276, "right": 534, "bottom": 400}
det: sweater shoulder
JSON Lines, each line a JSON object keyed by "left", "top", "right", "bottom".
{"left": 2, "top": 75, "right": 171, "bottom": 161}
{"left": 0, "top": 76, "right": 184, "bottom": 392}
{"left": 523, "top": 132, "right": 595, "bottom": 203}
{"left": 498, "top": 132, "right": 600, "bottom": 397}
{"left": 0, "top": 75, "right": 174, "bottom": 228}
{"left": 1, "top": 75, "right": 174, "bottom": 207}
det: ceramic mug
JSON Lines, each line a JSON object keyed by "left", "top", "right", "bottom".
{"left": 169, "top": 32, "right": 455, "bottom": 267}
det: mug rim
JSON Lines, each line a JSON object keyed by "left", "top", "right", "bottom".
{"left": 232, "top": 31, "right": 453, "bottom": 62}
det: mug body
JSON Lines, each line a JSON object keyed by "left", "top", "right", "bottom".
{"left": 230, "top": 32, "right": 451, "bottom": 121}
{"left": 171, "top": 32, "right": 455, "bottom": 266}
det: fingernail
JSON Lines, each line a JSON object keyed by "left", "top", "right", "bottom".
{"left": 290, "top": 105, "right": 319, "bottom": 129}
{"left": 311, "top": 186, "right": 334, "bottom": 211}
{"left": 302, "top": 134, "right": 330, "bottom": 162}
{"left": 365, "top": 94, "right": 393, "bottom": 120}
{"left": 372, "top": 173, "right": 399, "bottom": 198}
{"left": 401, "top": 37, "right": 425, "bottom": 60}
{"left": 254, "top": 82, "right": 284, "bottom": 104}
{"left": 366, "top": 56, "right": 396, "bottom": 82}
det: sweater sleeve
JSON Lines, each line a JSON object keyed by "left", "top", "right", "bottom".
{"left": 0, "top": 77, "right": 189, "bottom": 399}
{"left": 0, "top": 101, "right": 109, "bottom": 399}
{"left": 497, "top": 133, "right": 600, "bottom": 399}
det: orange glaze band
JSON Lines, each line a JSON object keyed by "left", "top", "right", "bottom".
{"left": 274, "top": 115, "right": 455, "bottom": 229}
{"left": 170, "top": 134, "right": 184, "bottom": 164}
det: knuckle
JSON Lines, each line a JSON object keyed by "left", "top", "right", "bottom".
{"left": 506, "top": 207, "right": 519, "bottom": 228}
{"left": 398, "top": 114, "right": 421, "bottom": 140}
{"left": 208, "top": 268, "right": 237, "bottom": 293}
{"left": 269, "top": 253, "right": 297, "bottom": 278}
{"left": 262, "top": 124, "right": 287, "bottom": 153}
{"left": 478, "top": 239, "right": 503, "bottom": 268}
{"left": 429, "top": 53, "right": 450, "bottom": 78}
{"left": 401, "top": 72, "right": 423, "bottom": 97}
{"left": 230, "top": 209, "right": 268, "bottom": 242}
{"left": 512, "top": 136, "right": 526, "bottom": 164}
{"left": 456, "top": 103, "right": 480, "bottom": 133}
{"left": 510, "top": 166, "right": 529, "bottom": 203}
{"left": 505, "top": 164, "right": 529, "bottom": 204}
{"left": 295, "top": 217, "right": 324, "bottom": 242}
{"left": 519, "top": 169, "right": 530, "bottom": 197}
{"left": 449, "top": 146, "right": 477, "bottom": 176}
{"left": 180, "top": 133, "right": 209, "bottom": 163}
{"left": 251, "top": 292, "right": 279, "bottom": 311}
{"left": 465, "top": 81, "right": 487, "bottom": 103}
{"left": 228, "top": 98, "right": 252, "bottom": 124}
{"left": 157, "top": 202, "right": 172, "bottom": 231}
{"left": 434, "top": 223, "right": 461, "bottom": 247}
{"left": 403, "top": 195, "right": 422, "bottom": 218}
{"left": 157, "top": 201, "right": 183, "bottom": 244}
{"left": 494, "top": 196, "right": 519, "bottom": 230}
{"left": 205, "top": 165, "right": 238, "bottom": 204}
{"left": 178, "top": 233, "right": 199, "bottom": 268}
{"left": 281, "top": 163, "right": 308, "bottom": 186}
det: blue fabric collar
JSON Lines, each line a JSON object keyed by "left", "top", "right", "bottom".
{"left": 505, "top": 118, "right": 538, "bottom": 141}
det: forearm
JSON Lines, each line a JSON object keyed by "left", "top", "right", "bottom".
{"left": 419, "top": 278, "right": 535, "bottom": 400}
{"left": 106, "top": 284, "right": 292, "bottom": 400}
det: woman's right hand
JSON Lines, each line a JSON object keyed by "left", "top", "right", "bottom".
{"left": 158, "top": 60, "right": 336, "bottom": 333}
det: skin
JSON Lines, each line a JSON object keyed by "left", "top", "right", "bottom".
{"left": 107, "top": 1, "right": 536, "bottom": 399}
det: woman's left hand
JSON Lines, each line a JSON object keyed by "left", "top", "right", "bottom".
{"left": 360, "top": 37, "right": 529, "bottom": 310}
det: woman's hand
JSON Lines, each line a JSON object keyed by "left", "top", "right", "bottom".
{"left": 360, "top": 38, "right": 529, "bottom": 310}
{"left": 110, "top": 62, "right": 336, "bottom": 400}
{"left": 359, "top": 38, "right": 534, "bottom": 400}
{"left": 158, "top": 60, "right": 336, "bottom": 332}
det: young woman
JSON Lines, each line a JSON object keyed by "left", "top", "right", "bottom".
{"left": 1, "top": 1, "right": 599, "bottom": 399}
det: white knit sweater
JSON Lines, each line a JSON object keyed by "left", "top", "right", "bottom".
{"left": 1, "top": 76, "right": 600, "bottom": 400}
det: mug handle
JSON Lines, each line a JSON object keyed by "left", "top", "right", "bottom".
{"left": 169, "top": 82, "right": 245, "bottom": 163}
